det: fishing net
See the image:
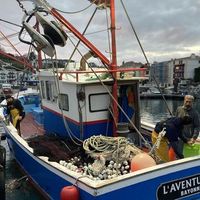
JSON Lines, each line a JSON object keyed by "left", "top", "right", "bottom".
{"left": 26, "top": 135, "right": 93, "bottom": 163}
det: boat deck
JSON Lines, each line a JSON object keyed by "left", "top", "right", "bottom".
{"left": 21, "top": 113, "right": 45, "bottom": 139}
{"left": 20, "top": 113, "right": 88, "bottom": 163}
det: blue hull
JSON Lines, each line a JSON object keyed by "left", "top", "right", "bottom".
{"left": 4, "top": 125, "right": 200, "bottom": 200}
{"left": 43, "top": 108, "right": 113, "bottom": 139}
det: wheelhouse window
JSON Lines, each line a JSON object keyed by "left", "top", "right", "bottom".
{"left": 59, "top": 94, "right": 69, "bottom": 111}
{"left": 89, "top": 93, "right": 110, "bottom": 112}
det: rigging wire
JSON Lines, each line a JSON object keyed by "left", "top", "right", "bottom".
{"left": 54, "top": 0, "right": 97, "bottom": 14}
{"left": 61, "top": 9, "right": 112, "bottom": 71}
{"left": 16, "top": 0, "right": 28, "bottom": 16}
{"left": 84, "top": 28, "right": 110, "bottom": 36}
{"left": 51, "top": 4, "right": 115, "bottom": 70}
{"left": 0, "top": 41, "right": 21, "bottom": 47}
{"left": 105, "top": 6, "right": 112, "bottom": 61}
{"left": 0, "top": 32, "right": 20, "bottom": 41}
{"left": 65, "top": 34, "right": 151, "bottom": 149}
{"left": 0, "top": 31, "right": 30, "bottom": 66}
{"left": 120, "top": 0, "right": 173, "bottom": 117}
{"left": 16, "top": 44, "right": 34, "bottom": 98}
{"left": 0, "top": 18, "right": 22, "bottom": 28}
{"left": 64, "top": 32, "right": 110, "bottom": 73}
{"left": 120, "top": 0, "right": 149, "bottom": 65}
{"left": 107, "top": 105, "right": 117, "bottom": 129}
{"left": 0, "top": 28, "right": 35, "bottom": 99}
{"left": 52, "top": 53, "right": 83, "bottom": 146}
{"left": 63, "top": 28, "right": 109, "bottom": 71}
{"left": 0, "top": 23, "right": 20, "bottom": 33}
{"left": 64, "top": 7, "right": 98, "bottom": 70}
{"left": 52, "top": 60, "right": 77, "bottom": 148}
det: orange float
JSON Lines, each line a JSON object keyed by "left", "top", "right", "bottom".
{"left": 131, "top": 153, "right": 156, "bottom": 171}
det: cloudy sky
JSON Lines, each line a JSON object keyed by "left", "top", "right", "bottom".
{"left": 1, "top": 0, "right": 200, "bottom": 65}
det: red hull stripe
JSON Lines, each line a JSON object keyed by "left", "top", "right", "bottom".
{"left": 42, "top": 106, "right": 109, "bottom": 125}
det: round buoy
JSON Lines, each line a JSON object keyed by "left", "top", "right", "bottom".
{"left": 131, "top": 153, "right": 156, "bottom": 171}
{"left": 168, "top": 147, "right": 176, "bottom": 161}
{"left": 60, "top": 185, "right": 79, "bottom": 200}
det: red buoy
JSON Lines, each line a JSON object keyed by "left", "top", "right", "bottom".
{"left": 60, "top": 185, "right": 79, "bottom": 200}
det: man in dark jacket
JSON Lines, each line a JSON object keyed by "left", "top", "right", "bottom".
{"left": 175, "top": 95, "right": 200, "bottom": 153}
{"left": 152, "top": 116, "right": 192, "bottom": 162}
{"left": 6, "top": 95, "right": 25, "bottom": 136}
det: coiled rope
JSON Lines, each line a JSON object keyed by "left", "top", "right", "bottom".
{"left": 83, "top": 135, "right": 130, "bottom": 161}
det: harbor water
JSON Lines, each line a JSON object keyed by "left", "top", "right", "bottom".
{"left": 2, "top": 98, "right": 200, "bottom": 200}
{"left": 2, "top": 140, "right": 43, "bottom": 200}
{"left": 140, "top": 98, "right": 200, "bottom": 124}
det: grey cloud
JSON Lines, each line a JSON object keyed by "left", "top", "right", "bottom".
{"left": 1, "top": 0, "right": 200, "bottom": 63}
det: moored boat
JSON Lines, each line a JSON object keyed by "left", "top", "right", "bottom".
{"left": 1, "top": 0, "right": 200, "bottom": 200}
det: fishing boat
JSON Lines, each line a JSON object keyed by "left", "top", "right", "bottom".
{"left": 1, "top": 0, "right": 200, "bottom": 200}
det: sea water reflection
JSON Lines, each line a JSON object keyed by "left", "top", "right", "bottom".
{"left": 140, "top": 98, "right": 200, "bottom": 124}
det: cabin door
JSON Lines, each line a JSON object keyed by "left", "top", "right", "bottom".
{"left": 118, "top": 83, "right": 141, "bottom": 146}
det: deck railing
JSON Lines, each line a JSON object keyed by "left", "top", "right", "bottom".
{"left": 57, "top": 68, "right": 148, "bottom": 82}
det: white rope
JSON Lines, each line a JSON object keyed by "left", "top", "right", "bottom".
{"left": 83, "top": 135, "right": 130, "bottom": 161}
{"left": 149, "top": 128, "right": 166, "bottom": 155}
{"left": 155, "top": 128, "right": 166, "bottom": 149}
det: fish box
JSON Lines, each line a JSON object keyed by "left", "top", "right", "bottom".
{"left": 32, "top": 108, "right": 44, "bottom": 125}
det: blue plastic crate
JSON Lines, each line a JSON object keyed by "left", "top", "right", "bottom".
{"left": 32, "top": 108, "right": 44, "bottom": 125}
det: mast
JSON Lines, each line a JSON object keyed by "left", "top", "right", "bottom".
{"left": 110, "top": 0, "right": 118, "bottom": 136}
